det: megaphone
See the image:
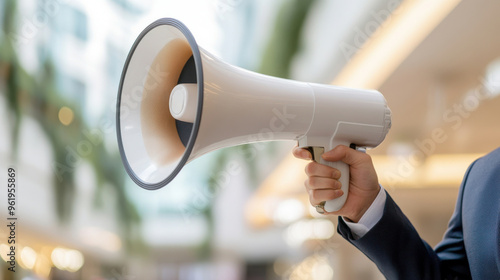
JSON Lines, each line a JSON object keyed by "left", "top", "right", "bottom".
{"left": 116, "top": 18, "right": 391, "bottom": 212}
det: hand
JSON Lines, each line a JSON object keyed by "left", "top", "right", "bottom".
{"left": 292, "top": 145, "right": 380, "bottom": 222}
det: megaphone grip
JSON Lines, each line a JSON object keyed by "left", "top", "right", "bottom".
{"left": 307, "top": 146, "right": 349, "bottom": 212}
{"left": 318, "top": 156, "right": 349, "bottom": 212}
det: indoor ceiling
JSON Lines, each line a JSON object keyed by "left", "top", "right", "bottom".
{"left": 377, "top": 0, "right": 500, "bottom": 155}
{"left": 247, "top": 0, "right": 500, "bottom": 228}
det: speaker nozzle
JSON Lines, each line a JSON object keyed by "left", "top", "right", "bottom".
{"left": 169, "top": 83, "right": 198, "bottom": 123}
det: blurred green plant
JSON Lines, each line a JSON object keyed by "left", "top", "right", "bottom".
{"left": 1, "top": 0, "right": 22, "bottom": 156}
{"left": 260, "top": 0, "right": 316, "bottom": 78}
{"left": 0, "top": 0, "right": 143, "bottom": 252}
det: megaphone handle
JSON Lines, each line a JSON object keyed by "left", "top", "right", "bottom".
{"left": 306, "top": 146, "right": 350, "bottom": 212}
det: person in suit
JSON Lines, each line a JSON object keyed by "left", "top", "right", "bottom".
{"left": 293, "top": 145, "right": 500, "bottom": 279}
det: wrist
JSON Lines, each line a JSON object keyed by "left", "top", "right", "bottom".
{"left": 344, "top": 186, "right": 381, "bottom": 223}
{"left": 344, "top": 204, "right": 371, "bottom": 223}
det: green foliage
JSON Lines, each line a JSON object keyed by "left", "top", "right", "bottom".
{"left": 0, "top": 0, "right": 144, "bottom": 253}
{"left": 0, "top": 0, "right": 23, "bottom": 157}
{"left": 260, "top": 0, "right": 316, "bottom": 78}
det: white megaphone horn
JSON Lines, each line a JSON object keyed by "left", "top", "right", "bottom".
{"left": 116, "top": 18, "right": 392, "bottom": 212}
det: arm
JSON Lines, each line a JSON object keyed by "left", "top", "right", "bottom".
{"left": 339, "top": 185, "right": 472, "bottom": 280}
{"left": 338, "top": 191, "right": 442, "bottom": 279}
{"left": 293, "top": 146, "right": 472, "bottom": 280}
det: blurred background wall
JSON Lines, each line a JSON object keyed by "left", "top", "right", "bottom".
{"left": 0, "top": 0, "right": 499, "bottom": 279}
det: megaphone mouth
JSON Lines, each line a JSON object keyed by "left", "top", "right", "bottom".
{"left": 116, "top": 18, "right": 203, "bottom": 190}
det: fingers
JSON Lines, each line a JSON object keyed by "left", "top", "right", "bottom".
{"left": 308, "top": 188, "right": 344, "bottom": 206}
{"left": 304, "top": 161, "right": 343, "bottom": 206}
{"left": 294, "top": 145, "right": 377, "bottom": 211}
{"left": 305, "top": 176, "right": 341, "bottom": 191}
{"left": 292, "top": 147, "right": 312, "bottom": 160}
{"left": 322, "top": 145, "right": 372, "bottom": 168}
{"left": 304, "top": 161, "right": 341, "bottom": 180}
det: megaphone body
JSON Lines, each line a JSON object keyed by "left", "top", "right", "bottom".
{"left": 117, "top": 18, "right": 391, "bottom": 212}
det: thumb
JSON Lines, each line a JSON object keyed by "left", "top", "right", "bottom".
{"left": 322, "top": 145, "right": 368, "bottom": 166}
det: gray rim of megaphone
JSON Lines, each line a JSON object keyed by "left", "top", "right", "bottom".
{"left": 116, "top": 18, "right": 203, "bottom": 190}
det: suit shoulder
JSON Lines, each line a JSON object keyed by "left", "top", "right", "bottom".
{"left": 475, "top": 147, "right": 500, "bottom": 166}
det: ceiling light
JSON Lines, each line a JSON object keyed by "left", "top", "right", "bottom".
{"left": 333, "top": 0, "right": 461, "bottom": 89}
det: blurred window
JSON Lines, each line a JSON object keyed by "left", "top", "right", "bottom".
{"left": 111, "top": 0, "right": 149, "bottom": 14}
{"left": 58, "top": 6, "right": 88, "bottom": 41}
{"left": 106, "top": 42, "right": 124, "bottom": 85}
{"left": 70, "top": 7, "right": 88, "bottom": 41}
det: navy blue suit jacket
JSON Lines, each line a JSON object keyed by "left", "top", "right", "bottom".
{"left": 338, "top": 148, "right": 500, "bottom": 279}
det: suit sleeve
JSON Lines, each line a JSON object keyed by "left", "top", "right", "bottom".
{"left": 433, "top": 161, "right": 475, "bottom": 279}
{"left": 337, "top": 160, "right": 476, "bottom": 280}
{"left": 338, "top": 193, "right": 441, "bottom": 280}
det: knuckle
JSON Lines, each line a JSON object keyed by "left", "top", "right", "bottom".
{"left": 309, "top": 190, "right": 323, "bottom": 202}
{"left": 334, "top": 179, "right": 342, "bottom": 189}
{"left": 308, "top": 177, "right": 340, "bottom": 190}
{"left": 309, "top": 177, "right": 327, "bottom": 188}
{"left": 332, "top": 169, "right": 341, "bottom": 179}
{"left": 359, "top": 151, "right": 372, "bottom": 162}
{"left": 304, "top": 162, "right": 316, "bottom": 176}
{"left": 309, "top": 189, "right": 336, "bottom": 202}
{"left": 324, "top": 191, "right": 338, "bottom": 201}
{"left": 307, "top": 177, "right": 317, "bottom": 187}
{"left": 293, "top": 147, "right": 309, "bottom": 159}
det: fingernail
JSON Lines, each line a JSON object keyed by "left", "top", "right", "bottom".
{"left": 336, "top": 180, "right": 342, "bottom": 189}
{"left": 334, "top": 189, "right": 344, "bottom": 197}
{"left": 301, "top": 149, "right": 312, "bottom": 160}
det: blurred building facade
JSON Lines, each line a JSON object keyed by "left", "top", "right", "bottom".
{"left": 0, "top": 0, "right": 150, "bottom": 279}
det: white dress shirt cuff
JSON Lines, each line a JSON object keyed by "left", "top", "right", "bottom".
{"left": 342, "top": 186, "right": 387, "bottom": 239}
